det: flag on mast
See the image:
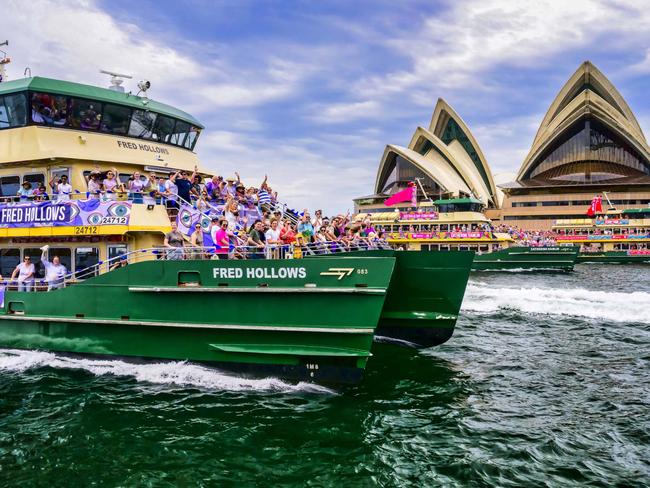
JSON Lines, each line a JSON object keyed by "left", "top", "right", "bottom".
{"left": 384, "top": 182, "right": 417, "bottom": 207}
{"left": 586, "top": 195, "right": 603, "bottom": 216}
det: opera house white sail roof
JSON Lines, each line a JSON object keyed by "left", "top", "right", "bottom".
{"left": 373, "top": 98, "right": 501, "bottom": 208}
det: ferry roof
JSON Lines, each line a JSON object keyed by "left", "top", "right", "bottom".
{"left": 622, "top": 208, "right": 650, "bottom": 214}
{"left": 0, "top": 76, "right": 204, "bottom": 129}
{"left": 433, "top": 197, "right": 483, "bottom": 205}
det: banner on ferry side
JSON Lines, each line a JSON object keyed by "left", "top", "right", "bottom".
{"left": 176, "top": 202, "right": 263, "bottom": 246}
{"left": 595, "top": 218, "right": 630, "bottom": 225}
{"left": 389, "top": 231, "right": 491, "bottom": 240}
{"left": 399, "top": 211, "right": 438, "bottom": 220}
{"left": 0, "top": 200, "right": 132, "bottom": 228}
{"left": 559, "top": 234, "right": 649, "bottom": 241}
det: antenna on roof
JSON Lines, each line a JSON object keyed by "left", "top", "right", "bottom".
{"left": 0, "top": 40, "right": 10, "bottom": 83}
{"left": 100, "top": 69, "right": 133, "bottom": 92}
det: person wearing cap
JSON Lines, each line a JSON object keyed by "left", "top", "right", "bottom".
{"left": 110, "top": 255, "right": 129, "bottom": 271}
{"left": 172, "top": 165, "right": 197, "bottom": 204}
{"left": 85, "top": 170, "right": 102, "bottom": 199}
{"left": 225, "top": 172, "right": 240, "bottom": 197}
{"left": 17, "top": 181, "right": 34, "bottom": 201}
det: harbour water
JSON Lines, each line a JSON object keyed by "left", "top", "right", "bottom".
{"left": 1, "top": 265, "right": 649, "bottom": 486}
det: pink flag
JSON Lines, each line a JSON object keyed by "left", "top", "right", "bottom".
{"left": 384, "top": 183, "right": 416, "bottom": 207}
{"left": 595, "top": 195, "right": 603, "bottom": 213}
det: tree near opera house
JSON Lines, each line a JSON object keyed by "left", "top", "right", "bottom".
{"left": 355, "top": 61, "right": 650, "bottom": 230}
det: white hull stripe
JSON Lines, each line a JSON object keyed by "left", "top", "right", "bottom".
{"left": 476, "top": 259, "right": 574, "bottom": 264}
{"left": 128, "top": 286, "right": 385, "bottom": 295}
{"left": 0, "top": 314, "right": 374, "bottom": 334}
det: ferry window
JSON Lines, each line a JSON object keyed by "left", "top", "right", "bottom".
{"left": 23, "top": 248, "right": 45, "bottom": 279}
{"left": 170, "top": 119, "right": 189, "bottom": 146}
{"left": 0, "top": 175, "right": 20, "bottom": 198}
{"left": 152, "top": 115, "right": 175, "bottom": 143}
{"left": 101, "top": 104, "right": 131, "bottom": 135}
{"left": 185, "top": 126, "right": 200, "bottom": 150}
{"left": 30, "top": 93, "right": 68, "bottom": 126}
{"left": 23, "top": 173, "right": 45, "bottom": 186}
{"left": 0, "top": 93, "right": 28, "bottom": 129}
{"left": 129, "top": 110, "right": 157, "bottom": 139}
{"left": 68, "top": 98, "right": 102, "bottom": 130}
{"left": 0, "top": 249, "right": 20, "bottom": 278}
{"left": 75, "top": 247, "right": 99, "bottom": 279}
{"left": 108, "top": 244, "right": 128, "bottom": 262}
{"left": 48, "top": 248, "right": 72, "bottom": 277}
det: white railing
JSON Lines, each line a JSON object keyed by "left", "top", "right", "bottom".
{"left": 1, "top": 239, "right": 392, "bottom": 292}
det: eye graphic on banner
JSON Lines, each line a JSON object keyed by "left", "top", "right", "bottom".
{"left": 107, "top": 203, "right": 130, "bottom": 218}
{"left": 87, "top": 212, "right": 103, "bottom": 225}
{"left": 179, "top": 209, "right": 193, "bottom": 227}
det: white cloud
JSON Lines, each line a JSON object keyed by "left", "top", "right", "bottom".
{"left": 354, "top": 0, "right": 650, "bottom": 100}
{"left": 198, "top": 131, "right": 377, "bottom": 213}
{"left": 308, "top": 100, "right": 382, "bottom": 124}
{"left": 2, "top": 0, "right": 312, "bottom": 113}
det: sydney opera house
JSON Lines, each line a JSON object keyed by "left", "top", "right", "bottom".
{"left": 354, "top": 61, "right": 650, "bottom": 229}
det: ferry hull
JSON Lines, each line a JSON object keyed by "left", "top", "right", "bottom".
{"left": 0, "top": 257, "right": 396, "bottom": 384}
{"left": 314, "top": 250, "right": 474, "bottom": 349}
{"left": 576, "top": 251, "right": 650, "bottom": 264}
{"left": 472, "top": 246, "right": 579, "bottom": 271}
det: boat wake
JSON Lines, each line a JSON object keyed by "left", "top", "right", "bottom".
{"left": 462, "top": 283, "right": 650, "bottom": 323}
{"left": 0, "top": 349, "right": 334, "bottom": 394}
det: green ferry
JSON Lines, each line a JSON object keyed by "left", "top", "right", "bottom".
{"left": 356, "top": 198, "right": 579, "bottom": 271}
{"left": 554, "top": 207, "right": 650, "bottom": 264}
{"left": 0, "top": 254, "right": 396, "bottom": 384}
{"left": 0, "top": 67, "right": 474, "bottom": 382}
{"left": 311, "top": 249, "right": 474, "bottom": 348}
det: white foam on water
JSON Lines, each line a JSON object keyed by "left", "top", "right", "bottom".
{"left": 0, "top": 349, "right": 334, "bottom": 394}
{"left": 462, "top": 283, "right": 650, "bottom": 323}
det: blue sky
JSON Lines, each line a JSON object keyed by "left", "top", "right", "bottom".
{"left": 4, "top": 0, "right": 650, "bottom": 212}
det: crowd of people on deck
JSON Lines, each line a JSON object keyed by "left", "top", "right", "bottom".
{"left": 492, "top": 225, "right": 559, "bottom": 246}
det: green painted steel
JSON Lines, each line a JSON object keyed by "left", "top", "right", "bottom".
{"left": 0, "top": 77, "right": 203, "bottom": 128}
{"left": 432, "top": 197, "right": 483, "bottom": 205}
{"left": 310, "top": 250, "right": 474, "bottom": 348}
{"left": 0, "top": 257, "right": 396, "bottom": 384}
{"left": 576, "top": 251, "right": 650, "bottom": 264}
{"left": 472, "top": 246, "right": 579, "bottom": 271}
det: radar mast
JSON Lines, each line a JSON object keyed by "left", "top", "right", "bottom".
{"left": 100, "top": 69, "right": 133, "bottom": 92}
{"left": 0, "top": 40, "right": 10, "bottom": 83}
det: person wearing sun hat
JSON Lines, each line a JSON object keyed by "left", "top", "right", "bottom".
{"left": 17, "top": 181, "right": 33, "bottom": 201}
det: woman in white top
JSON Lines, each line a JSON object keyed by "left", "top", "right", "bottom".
{"left": 128, "top": 171, "right": 146, "bottom": 203}
{"left": 11, "top": 256, "right": 35, "bottom": 292}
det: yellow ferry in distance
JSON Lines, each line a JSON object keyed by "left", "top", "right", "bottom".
{"left": 367, "top": 198, "right": 513, "bottom": 253}
{"left": 0, "top": 75, "right": 209, "bottom": 277}
{"left": 359, "top": 197, "right": 579, "bottom": 271}
{"left": 553, "top": 207, "right": 650, "bottom": 264}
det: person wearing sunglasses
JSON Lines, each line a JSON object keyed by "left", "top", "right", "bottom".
{"left": 211, "top": 217, "right": 230, "bottom": 260}
{"left": 190, "top": 223, "right": 205, "bottom": 259}
{"left": 11, "top": 255, "right": 35, "bottom": 292}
